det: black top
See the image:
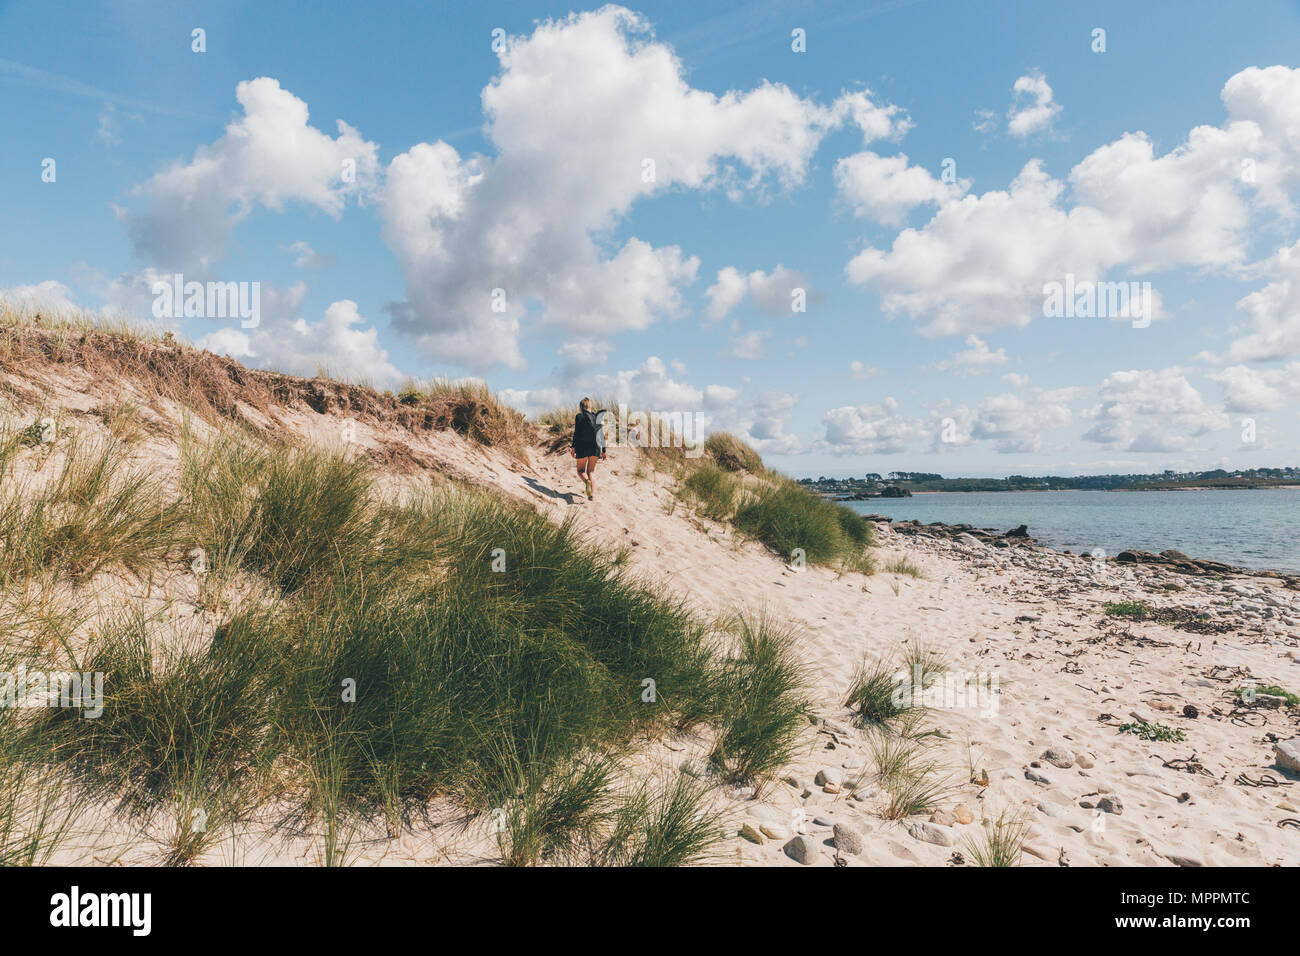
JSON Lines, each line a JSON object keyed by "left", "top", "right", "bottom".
{"left": 572, "top": 409, "right": 607, "bottom": 455}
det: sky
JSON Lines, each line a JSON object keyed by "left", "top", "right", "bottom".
{"left": 3, "top": 0, "right": 1300, "bottom": 479}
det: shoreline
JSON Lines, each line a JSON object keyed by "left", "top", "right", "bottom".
{"left": 870, "top": 517, "right": 1300, "bottom": 582}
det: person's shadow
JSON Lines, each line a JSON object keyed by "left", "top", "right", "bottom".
{"left": 523, "top": 475, "right": 578, "bottom": 504}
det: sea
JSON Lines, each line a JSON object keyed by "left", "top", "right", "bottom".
{"left": 842, "top": 488, "right": 1300, "bottom": 574}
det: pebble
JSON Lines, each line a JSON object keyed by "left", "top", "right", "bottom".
{"left": 783, "top": 835, "right": 817, "bottom": 865}
{"left": 907, "top": 821, "right": 956, "bottom": 846}
{"left": 815, "top": 767, "right": 843, "bottom": 793}
{"left": 1096, "top": 795, "right": 1124, "bottom": 815}
{"left": 954, "top": 804, "right": 975, "bottom": 825}
{"left": 929, "top": 808, "right": 957, "bottom": 826}
{"left": 812, "top": 815, "right": 836, "bottom": 827}
{"left": 760, "top": 823, "right": 789, "bottom": 840}
{"left": 1075, "top": 753, "right": 1095, "bottom": 769}
{"left": 739, "top": 823, "right": 765, "bottom": 845}
{"left": 833, "top": 823, "right": 864, "bottom": 855}
{"left": 1025, "top": 768, "right": 1052, "bottom": 785}
{"left": 1043, "top": 747, "right": 1075, "bottom": 769}
{"left": 1276, "top": 738, "right": 1300, "bottom": 774}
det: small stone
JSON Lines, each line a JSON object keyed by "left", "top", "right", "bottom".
{"left": 832, "top": 823, "right": 864, "bottom": 855}
{"left": 759, "top": 823, "right": 789, "bottom": 841}
{"left": 1043, "top": 747, "right": 1075, "bottom": 769}
{"left": 907, "top": 821, "right": 955, "bottom": 847}
{"left": 1096, "top": 795, "right": 1124, "bottom": 815}
{"left": 1074, "top": 753, "right": 1095, "bottom": 769}
{"left": 1276, "top": 738, "right": 1300, "bottom": 774}
{"left": 739, "top": 823, "right": 765, "bottom": 845}
{"left": 954, "top": 804, "right": 975, "bottom": 825}
{"left": 815, "top": 768, "right": 842, "bottom": 789}
{"left": 929, "top": 808, "right": 957, "bottom": 826}
{"left": 1025, "top": 768, "right": 1051, "bottom": 785}
{"left": 783, "top": 835, "right": 817, "bottom": 865}
{"left": 1182, "top": 705, "right": 1199, "bottom": 719}
{"left": 1166, "top": 853, "right": 1204, "bottom": 867}
{"left": 781, "top": 774, "right": 804, "bottom": 790}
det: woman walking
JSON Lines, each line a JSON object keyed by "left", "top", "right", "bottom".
{"left": 570, "top": 397, "right": 607, "bottom": 500}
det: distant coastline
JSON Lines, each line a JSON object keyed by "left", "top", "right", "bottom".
{"left": 803, "top": 469, "right": 1300, "bottom": 498}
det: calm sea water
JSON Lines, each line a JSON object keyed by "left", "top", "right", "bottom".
{"left": 844, "top": 488, "right": 1300, "bottom": 574}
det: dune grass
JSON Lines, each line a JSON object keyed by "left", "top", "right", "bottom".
{"left": 0, "top": 433, "right": 183, "bottom": 584}
{"left": 708, "top": 614, "right": 812, "bottom": 787}
{"left": 399, "top": 378, "right": 533, "bottom": 455}
{"left": 24, "top": 429, "right": 806, "bottom": 862}
{"left": 0, "top": 668, "right": 85, "bottom": 865}
{"left": 679, "top": 461, "right": 739, "bottom": 521}
{"left": 964, "top": 807, "right": 1028, "bottom": 866}
{"left": 844, "top": 640, "right": 947, "bottom": 731}
{"left": 882, "top": 556, "right": 924, "bottom": 578}
{"left": 732, "top": 478, "right": 874, "bottom": 569}
{"left": 703, "top": 431, "right": 763, "bottom": 474}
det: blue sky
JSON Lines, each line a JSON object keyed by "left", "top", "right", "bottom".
{"left": 4, "top": 0, "right": 1300, "bottom": 478}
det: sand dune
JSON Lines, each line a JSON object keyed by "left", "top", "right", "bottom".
{"left": 3, "top": 335, "right": 1298, "bottom": 866}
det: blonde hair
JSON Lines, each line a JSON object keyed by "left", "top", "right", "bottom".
{"left": 580, "top": 396, "right": 592, "bottom": 411}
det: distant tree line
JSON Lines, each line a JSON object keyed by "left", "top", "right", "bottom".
{"left": 798, "top": 466, "right": 1300, "bottom": 496}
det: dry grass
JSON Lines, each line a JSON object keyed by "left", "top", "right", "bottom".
{"left": 0, "top": 303, "right": 533, "bottom": 459}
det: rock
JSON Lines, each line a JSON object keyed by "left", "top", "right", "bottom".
{"left": 812, "top": 815, "right": 836, "bottom": 828}
{"left": 907, "top": 821, "right": 956, "bottom": 846}
{"left": 928, "top": 809, "right": 957, "bottom": 826}
{"left": 954, "top": 804, "right": 975, "bottom": 825}
{"left": 1025, "top": 768, "right": 1052, "bottom": 785}
{"left": 783, "top": 835, "right": 817, "bottom": 865}
{"left": 1043, "top": 747, "right": 1075, "bottom": 769}
{"left": 1037, "top": 802, "right": 1067, "bottom": 819}
{"left": 1276, "top": 738, "right": 1300, "bottom": 774}
{"left": 739, "top": 823, "right": 765, "bottom": 845}
{"left": 781, "top": 774, "right": 805, "bottom": 790}
{"left": 815, "top": 768, "right": 843, "bottom": 792}
{"left": 1166, "top": 853, "right": 1204, "bottom": 867}
{"left": 759, "top": 823, "right": 789, "bottom": 841}
{"left": 1182, "top": 705, "right": 1199, "bottom": 719}
{"left": 1075, "top": 753, "right": 1095, "bottom": 769}
{"left": 1096, "top": 795, "right": 1124, "bottom": 815}
{"left": 833, "top": 823, "right": 864, "bottom": 855}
